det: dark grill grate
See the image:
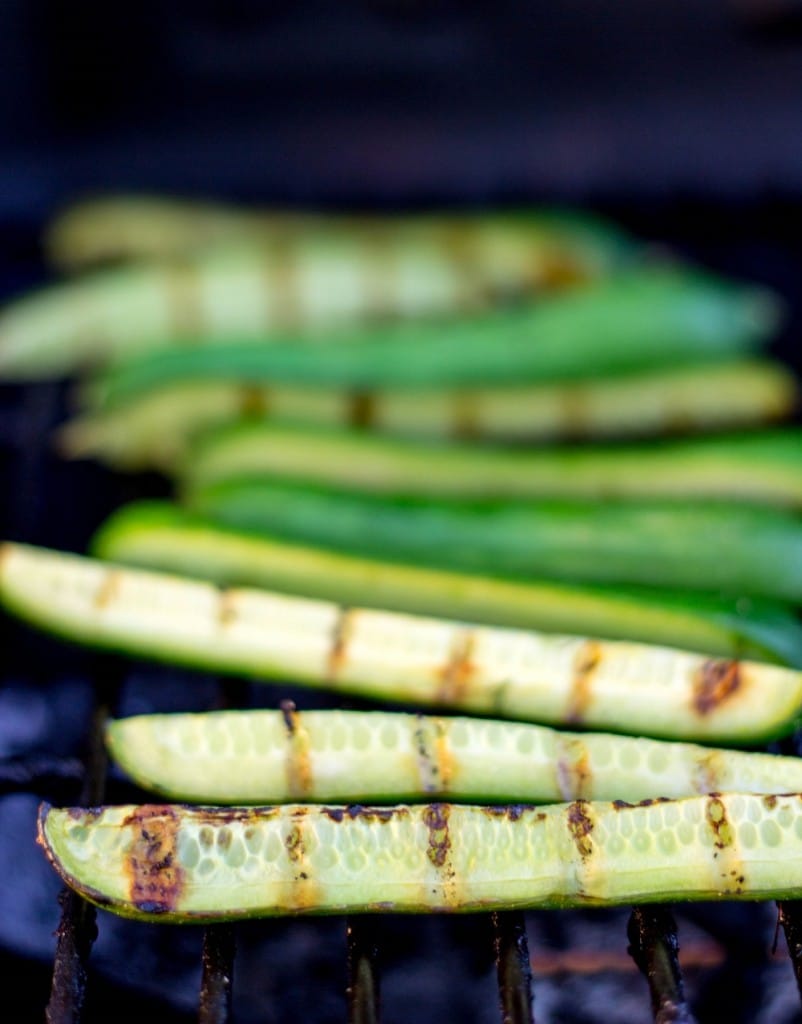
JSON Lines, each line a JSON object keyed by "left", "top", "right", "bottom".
{"left": 2, "top": 205, "right": 802, "bottom": 1023}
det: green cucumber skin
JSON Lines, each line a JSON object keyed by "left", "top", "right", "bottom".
{"left": 6, "top": 534, "right": 800, "bottom": 743}
{"left": 183, "top": 422, "right": 802, "bottom": 507}
{"left": 187, "top": 479, "right": 802, "bottom": 604}
{"left": 90, "top": 502, "right": 802, "bottom": 674}
{"left": 39, "top": 794, "right": 802, "bottom": 922}
{"left": 105, "top": 709, "right": 802, "bottom": 806}
{"left": 90, "top": 269, "right": 779, "bottom": 409}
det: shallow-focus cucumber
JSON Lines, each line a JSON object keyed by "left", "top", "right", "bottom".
{"left": 45, "top": 196, "right": 632, "bottom": 272}
{"left": 181, "top": 421, "right": 802, "bottom": 506}
{"left": 185, "top": 479, "right": 802, "bottom": 604}
{"left": 85, "top": 269, "right": 780, "bottom": 407}
{"left": 62, "top": 360, "right": 797, "bottom": 471}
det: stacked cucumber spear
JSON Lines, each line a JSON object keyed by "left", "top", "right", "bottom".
{"left": 2, "top": 195, "right": 802, "bottom": 921}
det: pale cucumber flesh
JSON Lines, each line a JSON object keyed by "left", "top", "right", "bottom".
{"left": 106, "top": 709, "right": 802, "bottom": 805}
{"left": 39, "top": 794, "right": 802, "bottom": 923}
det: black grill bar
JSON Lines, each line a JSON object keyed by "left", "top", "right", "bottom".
{"left": 198, "top": 925, "right": 236, "bottom": 1024}
{"left": 346, "top": 916, "right": 381, "bottom": 1024}
{"left": 492, "top": 911, "right": 534, "bottom": 1024}
{"left": 0, "top": 754, "right": 84, "bottom": 799}
{"left": 777, "top": 901, "right": 802, "bottom": 1001}
{"left": 627, "top": 906, "right": 697, "bottom": 1024}
{"left": 45, "top": 665, "right": 121, "bottom": 1024}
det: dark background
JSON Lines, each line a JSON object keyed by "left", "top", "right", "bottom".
{"left": 0, "top": 1, "right": 802, "bottom": 220}
{"left": 2, "top": 3, "right": 802, "bottom": 1022}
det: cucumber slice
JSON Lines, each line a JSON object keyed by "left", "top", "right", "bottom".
{"left": 38, "top": 794, "right": 802, "bottom": 922}
{"left": 106, "top": 708, "right": 802, "bottom": 805}
{"left": 4, "top": 541, "right": 802, "bottom": 742}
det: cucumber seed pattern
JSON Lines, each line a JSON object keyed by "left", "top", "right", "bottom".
{"left": 104, "top": 708, "right": 802, "bottom": 806}
{"left": 39, "top": 794, "right": 802, "bottom": 922}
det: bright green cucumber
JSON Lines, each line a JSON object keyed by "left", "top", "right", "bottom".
{"left": 106, "top": 709, "right": 802, "bottom": 804}
{"left": 62, "top": 360, "right": 798, "bottom": 471}
{"left": 181, "top": 421, "right": 802, "bottom": 506}
{"left": 185, "top": 479, "right": 802, "bottom": 604}
{"left": 86, "top": 269, "right": 780, "bottom": 409}
{"left": 88, "top": 503, "right": 802, "bottom": 674}
{"left": 38, "top": 794, "right": 802, "bottom": 921}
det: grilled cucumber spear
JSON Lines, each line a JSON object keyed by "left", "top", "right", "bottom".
{"left": 3, "top": 541, "right": 802, "bottom": 740}
{"left": 45, "top": 196, "right": 631, "bottom": 272}
{"left": 61, "top": 360, "right": 797, "bottom": 471}
{"left": 181, "top": 421, "right": 802, "bottom": 507}
{"left": 106, "top": 708, "right": 802, "bottom": 805}
{"left": 1, "top": 213, "right": 637, "bottom": 380}
{"left": 84, "top": 269, "right": 780, "bottom": 407}
{"left": 38, "top": 794, "right": 802, "bottom": 922}
{"left": 185, "top": 479, "right": 802, "bottom": 604}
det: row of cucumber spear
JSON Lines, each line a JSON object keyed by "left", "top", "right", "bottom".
{"left": 3, "top": 195, "right": 802, "bottom": 921}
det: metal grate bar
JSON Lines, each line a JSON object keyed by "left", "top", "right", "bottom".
{"left": 777, "top": 901, "right": 802, "bottom": 1001}
{"left": 492, "top": 911, "right": 534, "bottom": 1024}
{"left": 346, "top": 916, "right": 381, "bottom": 1024}
{"left": 198, "top": 925, "right": 236, "bottom": 1024}
{"left": 45, "top": 666, "right": 121, "bottom": 1024}
{"left": 627, "top": 906, "right": 697, "bottom": 1024}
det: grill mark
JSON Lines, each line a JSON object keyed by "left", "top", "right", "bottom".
{"left": 537, "top": 249, "right": 590, "bottom": 290}
{"left": 280, "top": 700, "right": 313, "bottom": 798}
{"left": 693, "top": 659, "right": 742, "bottom": 716}
{"left": 413, "top": 716, "right": 453, "bottom": 795}
{"left": 216, "top": 588, "right": 238, "bottom": 627}
{"left": 482, "top": 804, "right": 527, "bottom": 822}
{"left": 327, "top": 606, "right": 356, "bottom": 681}
{"left": 237, "top": 384, "right": 271, "bottom": 418}
{"left": 566, "top": 800, "right": 594, "bottom": 859}
{"left": 704, "top": 794, "right": 737, "bottom": 851}
{"left": 322, "top": 804, "right": 404, "bottom": 824}
{"left": 565, "top": 640, "right": 603, "bottom": 724}
{"left": 438, "top": 222, "right": 485, "bottom": 306}
{"left": 348, "top": 392, "right": 377, "bottom": 430}
{"left": 558, "top": 383, "right": 591, "bottom": 439}
{"left": 451, "top": 392, "right": 480, "bottom": 441}
{"left": 282, "top": 808, "right": 321, "bottom": 909}
{"left": 423, "top": 803, "right": 452, "bottom": 870}
{"left": 266, "top": 237, "right": 302, "bottom": 330}
{"left": 694, "top": 750, "right": 725, "bottom": 794}
{"left": 556, "top": 737, "right": 592, "bottom": 801}
{"left": 93, "top": 570, "right": 122, "bottom": 611}
{"left": 360, "top": 228, "right": 397, "bottom": 319}
{"left": 122, "top": 805, "right": 184, "bottom": 914}
{"left": 436, "top": 630, "right": 478, "bottom": 705}
{"left": 165, "top": 260, "right": 204, "bottom": 338}
{"left": 414, "top": 716, "right": 439, "bottom": 794}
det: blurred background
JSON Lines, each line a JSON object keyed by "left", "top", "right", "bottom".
{"left": 2, "top": 3, "right": 802, "bottom": 1022}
